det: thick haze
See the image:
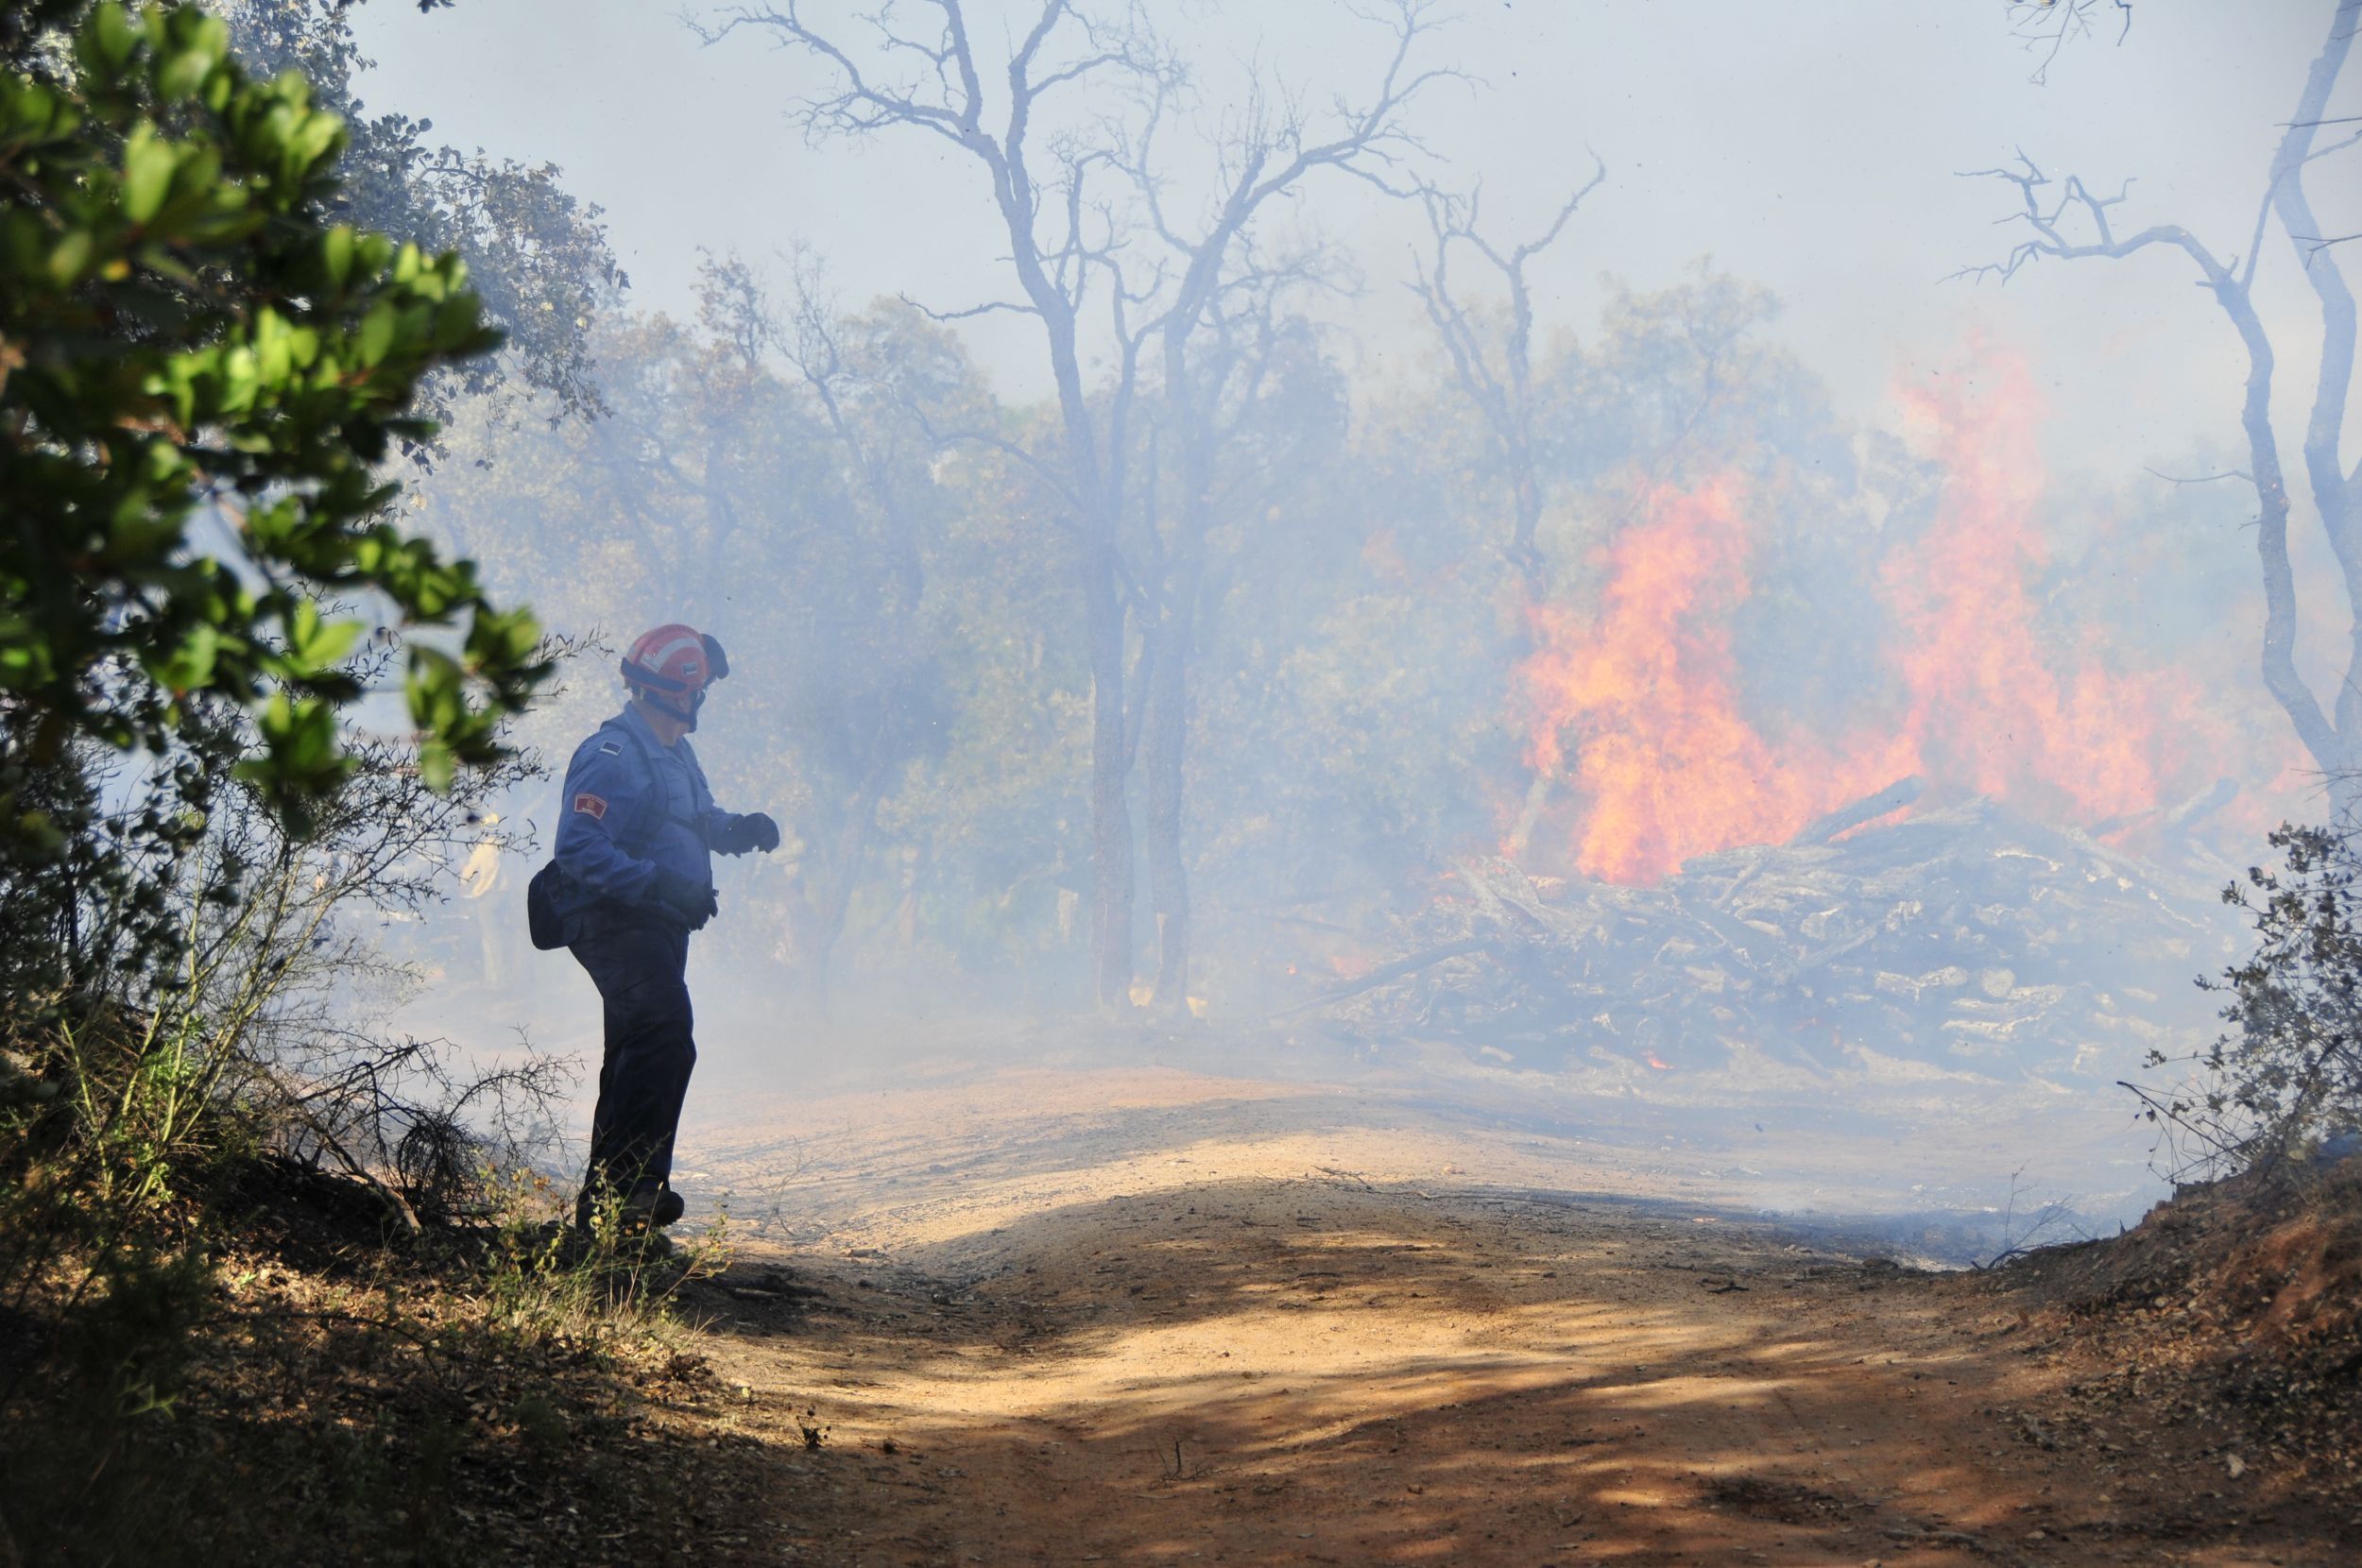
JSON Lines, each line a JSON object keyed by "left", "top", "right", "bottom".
{"left": 349, "top": 1, "right": 2362, "bottom": 1237}
{"left": 354, "top": 1, "right": 2338, "bottom": 480}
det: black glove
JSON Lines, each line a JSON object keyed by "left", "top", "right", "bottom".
{"left": 651, "top": 869, "right": 718, "bottom": 930}
{"left": 714, "top": 810, "right": 781, "bottom": 856}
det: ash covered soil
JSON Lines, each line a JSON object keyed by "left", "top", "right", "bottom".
{"left": 642, "top": 1051, "right": 2360, "bottom": 1566}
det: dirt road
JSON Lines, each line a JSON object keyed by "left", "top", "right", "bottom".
{"left": 649, "top": 1064, "right": 2341, "bottom": 1566}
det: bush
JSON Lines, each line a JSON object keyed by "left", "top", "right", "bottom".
{"left": 0, "top": 12, "right": 680, "bottom": 1559}
{"left": 0, "top": 716, "right": 550, "bottom": 1340}
{"left": 2136, "top": 823, "right": 2362, "bottom": 1180}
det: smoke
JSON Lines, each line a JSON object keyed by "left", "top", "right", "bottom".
{"left": 330, "top": 1, "right": 2355, "bottom": 1234}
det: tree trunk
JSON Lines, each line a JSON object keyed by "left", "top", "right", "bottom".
{"left": 1146, "top": 327, "right": 1218, "bottom": 1016}
{"left": 1508, "top": 450, "right": 1546, "bottom": 596}
{"left": 1144, "top": 549, "right": 1201, "bottom": 1014}
{"left": 799, "top": 761, "right": 892, "bottom": 1021}
{"left": 2269, "top": 5, "right": 2361, "bottom": 796}
{"left": 1086, "top": 538, "right": 1137, "bottom": 1007}
{"left": 2237, "top": 0, "right": 2362, "bottom": 814}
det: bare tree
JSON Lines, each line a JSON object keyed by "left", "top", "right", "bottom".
{"left": 1410, "top": 162, "right": 1604, "bottom": 596}
{"left": 695, "top": 251, "right": 948, "bottom": 1014}
{"left": 1122, "top": 14, "right": 1454, "bottom": 1012}
{"left": 695, "top": 0, "right": 1175, "bottom": 1006}
{"left": 2003, "top": 0, "right": 2136, "bottom": 86}
{"left": 697, "top": 0, "right": 1450, "bottom": 1009}
{"left": 1138, "top": 271, "right": 1339, "bottom": 1011}
{"left": 1958, "top": 0, "right": 2362, "bottom": 811}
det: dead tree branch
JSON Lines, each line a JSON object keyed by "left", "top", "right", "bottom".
{"left": 1411, "top": 155, "right": 1606, "bottom": 594}
{"left": 1113, "top": 0, "right": 1458, "bottom": 1011}
{"left": 1954, "top": 0, "right": 2362, "bottom": 808}
{"left": 2005, "top": 0, "right": 2135, "bottom": 86}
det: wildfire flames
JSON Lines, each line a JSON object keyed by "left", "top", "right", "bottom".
{"left": 1520, "top": 352, "right": 2247, "bottom": 886}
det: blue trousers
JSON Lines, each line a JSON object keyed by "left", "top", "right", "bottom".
{"left": 570, "top": 923, "right": 696, "bottom": 1207}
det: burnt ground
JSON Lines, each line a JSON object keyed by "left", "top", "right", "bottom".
{"left": 640, "top": 1059, "right": 2362, "bottom": 1567}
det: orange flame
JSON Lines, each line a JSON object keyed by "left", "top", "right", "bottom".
{"left": 1520, "top": 480, "right": 1908, "bottom": 883}
{"left": 1885, "top": 357, "right": 2165, "bottom": 818}
{"left": 1518, "top": 349, "right": 2247, "bottom": 885}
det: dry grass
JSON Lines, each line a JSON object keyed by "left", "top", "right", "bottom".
{"left": 0, "top": 1159, "right": 767, "bottom": 1568}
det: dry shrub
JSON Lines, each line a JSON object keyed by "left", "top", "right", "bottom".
{"left": 2132, "top": 824, "right": 2362, "bottom": 1183}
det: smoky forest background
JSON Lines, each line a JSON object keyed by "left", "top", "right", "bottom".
{"left": 4, "top": 1, "right": 2362, "bottom": 1558}
{"left": 365, "top": 0, "right": 2362, "bottom": 1219}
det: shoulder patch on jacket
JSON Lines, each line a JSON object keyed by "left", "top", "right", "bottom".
{"left": 573, "top": 793, "right": 608, "bottom": 820}
{"left": 597, "top": 741, "right": 622, "bottom": 756}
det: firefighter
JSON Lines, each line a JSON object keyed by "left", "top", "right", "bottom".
{"left": 546, "top": 623, "right": 779, "bottom": 1235}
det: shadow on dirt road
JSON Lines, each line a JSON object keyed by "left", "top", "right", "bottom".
{"left": 659, "top": 1085, "right": 2338, "bottom": 1568}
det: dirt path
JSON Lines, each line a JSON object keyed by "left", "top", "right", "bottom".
{"left": 652, "top": 1065, "right": 2340, "bottom": 1566}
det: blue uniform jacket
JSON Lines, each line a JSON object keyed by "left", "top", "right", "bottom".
{"left": 551, "top": 703, "right": 735, "bottom": 937}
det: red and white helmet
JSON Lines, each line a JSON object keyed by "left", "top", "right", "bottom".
{"left": 622, "top": 622, "right": 729, "bottom": 726}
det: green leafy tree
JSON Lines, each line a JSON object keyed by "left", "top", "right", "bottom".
{"left": 0, "top": 1, "right": 546, "bottom": 834}
{"left": 209, "top": 0, "right": 623, "bottom": 431}
{"left": 0, "top": 5, "right": 555, "bottom": 1509}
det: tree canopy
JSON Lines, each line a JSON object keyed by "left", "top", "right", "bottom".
{"left": 0, "top": 1, "right": 545, "bottom": 836}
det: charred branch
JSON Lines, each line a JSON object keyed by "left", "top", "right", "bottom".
{"left": 1791, "top": 776, "right": 1924, "bottom": 847}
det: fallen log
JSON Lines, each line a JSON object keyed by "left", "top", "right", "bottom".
{"left": 2086, "top": 775, "right": 2238, "bottom": 839}
{"left": 1791, "top": 776, "right": 1924, "bottom": 847}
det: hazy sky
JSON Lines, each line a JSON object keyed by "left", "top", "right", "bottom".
{"left": 350, "top": 0, "right": 2353, "bottom": 486}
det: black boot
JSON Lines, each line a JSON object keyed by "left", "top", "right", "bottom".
{"left": 574, "top": 1183, "right": 685, "bottom": 1235}
{"left": 625, "top": 1186, "right": 687, "bottom": 1231}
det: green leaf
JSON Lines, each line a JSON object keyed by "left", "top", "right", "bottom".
{"left": 88, "top": 4, "right": 140, "bottom": 74}
{"left": 121, "top": 124, "right": 174, "bottom": 223}
{"left": 284, "top": 601, "right": 363, "bottom": 676}
{"left": 320, "top": 223, "right": 353, "bottom": 289}
{"left": 47, "top": 229, "right": 94, "bottom": 288}
{"left": 356, "top": 301, "right": 396, "bottom": 366}
{"left": 145, "top": 622, "right": 221, "bottom": 693}
{"left": 404, "top": 647, "right": 465, "bottom": 734}
{"left": 156, "top": 40, "right": 213, "bottom": 102}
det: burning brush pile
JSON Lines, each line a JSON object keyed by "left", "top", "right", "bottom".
{"left": 1331, "top": 780, "right": 2250, "bottom": 1082}
{"left": 1330, "top": 360, "right": 2298, "bottom": 1085}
